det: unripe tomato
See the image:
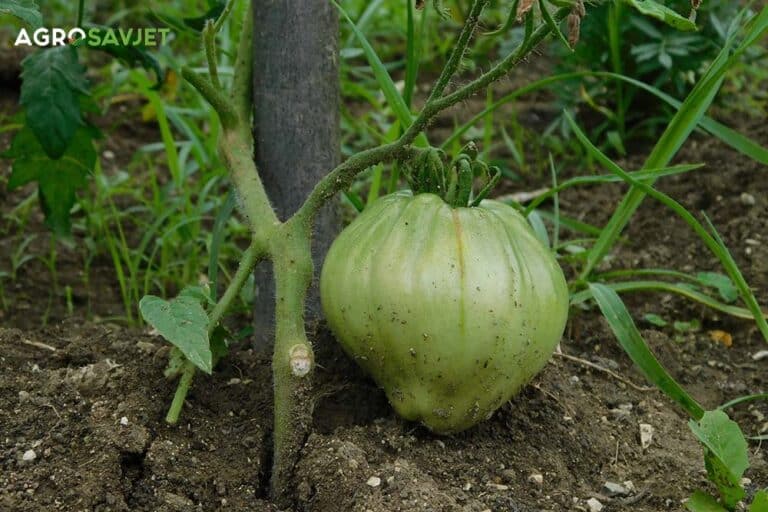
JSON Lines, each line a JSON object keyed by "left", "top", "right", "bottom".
{"left": 320, "top": 191, "right": 569, "bottom": 434}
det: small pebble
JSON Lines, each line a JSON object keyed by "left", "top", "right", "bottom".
{"left": 639, "top": 423, "right": 654, "bottom": 449}
{"left": 119, "top": 416, "right": 129, "bottom": 426}
{"left": 740, "top": 192, "right": 756, "bottom": 206}
{"left": 103, "top": 150, "right": 116, "bottom": 160}
{"left": 486, "top": 483, "right": 509, "bottom": 491}
{"left": 602, "top": 481, "right": 632, "bottom": 497}
{"left": 528, "top": 473, "right": 544, "bottom": 486}
{"left": 586, "top": 497, "right": 604, "bottom": 512}
{"left": 22, "top": 449, "right": 36, "bottom": 462}
{"left": 366, "top": 476, "right": 381, "bottom": 488}
{"left": 752, "top": 350, "right": 768, "bottom": 361}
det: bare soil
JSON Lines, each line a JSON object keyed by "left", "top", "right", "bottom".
{"left": 1, "top": 59, "right": 767, "bottom": 512}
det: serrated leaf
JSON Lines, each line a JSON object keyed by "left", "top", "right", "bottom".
{"left": 20, "top": 46, "right": 89, "bottom": 159}
{"left": 140, "top": 295, "right": 212, "bottom": 374}
{"left": 0, "top": 0, "right": 41, "bottom": 29}
{"left": 689, "top": 410, "right": 749, "bottom": 508}
{"left": 697, "top": 272, "right": 739, "bottom": 303}
{"left": 4, "top": 125, "right": 96, "bottom": 234}
{"left": 624, "top": 0, "right": 698, "bottom": 31}
{"left": 750, "top": 490, "right": 768, "bottom": 512}
{"left": 685, "top": 491, "right": 728, "bottom": 512}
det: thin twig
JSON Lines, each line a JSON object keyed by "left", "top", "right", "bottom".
{"left": 554, "top": 352, "right": 654, "bottom": 392}
{"left": 21, "top": 339, "right": 57, "bottom": 352}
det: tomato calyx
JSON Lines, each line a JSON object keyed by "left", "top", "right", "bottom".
{"left": 404, "top": 143, "right": 501, "bottom": 208}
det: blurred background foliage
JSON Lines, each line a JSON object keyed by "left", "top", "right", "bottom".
{"left": 0, "top": 0, "right": 765, "bottom": 323}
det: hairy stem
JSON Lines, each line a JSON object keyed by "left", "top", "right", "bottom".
{"left": 428, "top": 0, "right": 490, "bottom": 101}
{"left": 204, "top": 21, "right": 222, "bottom": 90}
{"left": 182, "top": 67, "right": 239, "bottom": 128}
{"left": 218, "top": 129, "right": 279, "bottom": 234}
{"left": 208, "top": 242, "right": 263, "bottom": 331}
{"left": 269, "top": 219, "right": 315, "bottom": 503}
{"left": 296, "top": 7, "right": 567, "bottom": 223}
{"left": 232, "top": 0, "right": 254, "bottom": 134}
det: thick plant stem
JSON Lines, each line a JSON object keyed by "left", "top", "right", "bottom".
{"left": 165, "top": 360, "right": 196, "bottom": 424}
{"left": 269, "top": 220, "right": 315, "bottom": 504}
{"left": 180, "top": 0, "right": 571, "bottom": 501}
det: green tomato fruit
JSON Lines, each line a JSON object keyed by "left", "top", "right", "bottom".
{"left": 320, "top": 192, "right": 569, "bottom": 434}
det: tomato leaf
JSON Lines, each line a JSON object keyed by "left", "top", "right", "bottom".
{"left": 685, "top": 491, "right": 728, "bottom": 512}
{"left": 688, "top": 410, "right": 749, "bottom": 509}
{"left": 0, "top": 0, "right": 41, "bottom": 29}
{"left": 624, "top": 0, "right": 698, "bottom": 31}
{"left": 4, "top": 125, "right": 96, "bottom": 234}
{"left": 20, "top": 46, "right": 89, "bottom": 159}
{"left": 140, "top": 295, "right": 212, "bottom": 374}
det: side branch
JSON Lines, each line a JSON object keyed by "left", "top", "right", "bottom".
{"left": 207, "top": 241, "right": 263, "bottom": 333}
{"left": 182, "top": 67, "right": 239, "bottom": 128}
{"left": 232, "top": 0, "right": 254, "bottom": 125}
{"left": 295, "top": 7, "right": 568, "bottom": 224}
{"left": 428, "top": 0, "right": 490, "bottom": 101}
{"left": 295, "top": 143, "right": 418, "bottom": 223}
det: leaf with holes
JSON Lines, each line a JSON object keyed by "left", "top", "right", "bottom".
{"left": 4, "top": 125, "right": 96, "bottom": 234}
{"left": 689, "top": 410, "right": 749, "bottom": 509}
{"left": 0, "top": 0, "right": 41, "bottom": 28}
{"left": 140, "top": 295, "right": 212, "bottom": 374}
{"left": 20, "top": 46, "right": 89, "bottom": 159}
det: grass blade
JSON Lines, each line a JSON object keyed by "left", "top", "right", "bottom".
{"left": 523, "top": 163, "right": 704, "bottom": 215}
{"left": 566, "top": 112, "right": 768, "bottom": 342}
{"left": 582, "top": 6, "right": 768, "bottom": 278}
{"left": 442, "top": 71, "right": 768, "bottom": 165}
{"left": 571, "top": 280, "right": 765, "bottom": 321}
{"left": 589, "top": 283, "right": 704, "bottom": 419}
{"left": 334, "top": 0, "right": 428, "bottom": 147}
